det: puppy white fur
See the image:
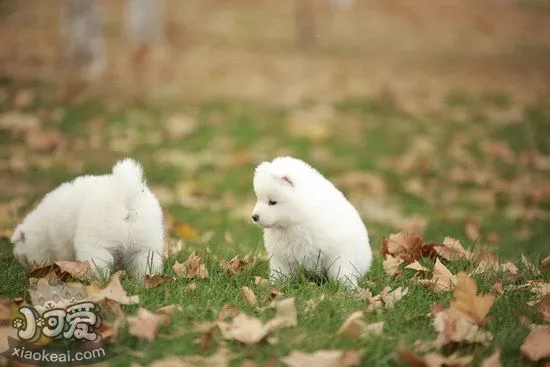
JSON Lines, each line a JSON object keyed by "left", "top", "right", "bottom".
{"left": 252, "top": 156, "right": 372, "bottom": 288}
{"left": 11, "top": 158, "right": 164, "bottom": 279}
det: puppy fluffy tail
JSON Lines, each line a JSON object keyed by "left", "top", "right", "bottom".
{"left": 112, "top": 158, "right": 145, "bottom": 207}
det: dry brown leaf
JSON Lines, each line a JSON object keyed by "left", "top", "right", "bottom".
{"left": 304, "top": 295, "right": 325, "bottom": 316}
{"left": 29, "top": 260, "right": 92, "bottom": 281}
{"left": 365, "top": 287, "right": 409, "bottom": 313}
{"left": 433, "top": 237, "right": 473, "bottom": 261}
{"left": 481, "top": 349, "right": 502, "bottom": 367}
{"left": 381, "top": 232, "right": 424, "bottom": 262}
{"left": 541, "top": 256, "right": 550, "bottom": 270}
{"left": 266, "top": 297, "right": 298, "bottom": 330}
{"left": 405, "top": 261, "right": 428, "bottom": 273}
{"left": 217, "top": 313, "right": 268, "bottom": 345}
{"left": 181, "top": 347, "right": 233, "bottom": 367}
{"left": 145, "top": 275, "right": 176, "bottom": 289}
{"left": 337, "top": 311, "right": 384, "bottom": 339}
{"left": 185, "top": 282, "right": 197, "bottom": 292}
{"left": 220, "top": 254, "right": 257, "bottom": 275}
{"left": 97, "top": 317, "right": 125, "bottom": 342}
{"left": 448, "top": 272, "right": 494, "bottom": 325}
{"left": 465, "top": 218, "right": 480, "bottom": 241}
{"left": 54, "top": 260, "right": 93, "bottom": 280}
{"left": 173, "top": 251, "right": 208, "bottom": 279}
{"left": 398, "top": 341, "right": 473, "bottom": 367}
{"left": 535, "top": 294, "right": 550, "bottom": 323}
{"left": 217, "top": 304, "right": 240, "bottom": 321}
{"left": 242, "top": 286, "right": 257, "bottom": 305}
{"left": 418, "top": 259, "right": 457, "bottom": 293}
{"left": 433, "top": 312, "right": 493, "bottom": 347}
{"left": 148, "top": 356, "right": 192, "bottom": 367}
{"left": 520, "top": 329, "right": 550, "bottom": 361}
{"left": 491, "top": 281, "right": 504, "bottom": 296}
{"left": 87, "top": 271, "right": 139, "bottom": 305}
{"left": 383, "top": 255, "right": 404, "bottom": 277}
{"left": 172, "top": 222, "right": 199, "bottom": 241}
{"left": 127, "top": 308, "right": 169, "bottom": 342}
{"left": 281, "top": 349, "right": 360, "bottom": 367}
{"left": 157, "top": 304, "right": 182, "bottom": 315}
{"left": 338, "top": 311, "right": 365, "bottom": 339}
{"left": 163, "top": 114, "right": 197, "bottom": 141}
{"left": 26, "top": 129, "right": 65, "bottom": 152}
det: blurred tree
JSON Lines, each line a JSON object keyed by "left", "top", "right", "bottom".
{"left": 295, "top": 0, "right": 317, "bottom": 50}
{"left": 60, "top": 0, "right": 106, "bottom": 80}
{"left": 125, "top": 0, "right": 166, "bottom": 97}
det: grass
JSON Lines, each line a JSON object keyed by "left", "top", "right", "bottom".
{"left": 0, "top": 82, "right": 549, "bottom": 366}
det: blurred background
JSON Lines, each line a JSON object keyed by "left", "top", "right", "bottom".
{"left": 0, "top": 0, "right": 549, "bottom": 258}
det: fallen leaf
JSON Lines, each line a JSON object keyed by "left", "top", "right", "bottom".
{"left": 465, "top": 218, "right": 480, "bottom": 241}
{"left": 242, "top": 286, "right": 257, "bottom": 305}
{"left": 220, "top": 254, "right": 258, "bottom": 275}
{"left": 148, "top": 356, "right": 191, "bottom": 367}
{"left": 145, "top": 275, "right": 176, "bottom": 289}
{"left": 491, "top": 281, "right": 504, "bottom": 296}
{"left": 29, "top": 261, "right": 92, "bottom": 281}
{"left": 520, "top": 329, "right": 550, "bottom": 361}
{"left": 304, "top": 295, "right": 325, "bottom": 316}
{"left": 97, "top": 317, "right": 125, "bottom": 342}
{"left": 383, "top": 255, "right": 404, "bottom": 277}
{"left": 481, "top": 349, "right": 502, "bottom": 367}
{"left": 26, "top": 129, "right": 65, "bottom": 152}
{"left": 418, "top": 259, "right": 457, "bottom": 293}
{"left": 157, "top": 304, "right": 182, "bottom": 315}
{"left": 87, "top": 271, "right": 139, "bottom": 305}
{"left": 172, "top": 222, "right": 199, "bottom": 241}
{"left": 433, "top": 312, "right": 493, "bottom": 347}
{"left": 541, "top": 256, "right": 550, "bottom": 270}
{"left": 163, "top": 114, "right": 197, "bottom": 140}
{"left": 405, "top": 261, "right": 428, "bottom": 273}
{"left": 381, "top": 232, "right": 424, "bottom": 262}
{"left": 365, "top": 286, "right": 409, "bottom": 313}
{"left": 337, "top": 311, "right": 384, "bottom": 339}
{"left": 173, "top": 251, "right": 208, "bottom": 279}
{"left": 448, "top": 272, "right": 494, "bottom": 325}
{"left": 181, "top": 347, "right": 233, "bottom": 367}
{"left": 13, "top": 89, "right": 34, "bottom": 109}
{"left": 338, "top": 311, "right": 365, "bottom": 338}
{"left": 433, "top": 237, "right": 473, "bottom": 261}
{"left": 127, "top": 308, "right": 169, "bottom": 342}
{"left": 535, "top": 294, "right": 550, "bottom": 323}
{"left": 217, "top": 304, "right": 240, "bottom": 321}
{"left": 281, "top": 349, "right": 360, "bottom": 367}
{"left": 217, "top": 313, "right": 269, "bottom": 345}
{"left": 267, "top": 297, "right": 298, "bottom": 329}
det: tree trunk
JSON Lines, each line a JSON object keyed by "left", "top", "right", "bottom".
{"left": 60, "top": 0, "right": 106, "bottom": 80}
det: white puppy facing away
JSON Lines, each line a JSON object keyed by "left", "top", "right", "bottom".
{"left": 252, "top": 156, "right": 372, "bottom": 288}
{"left": 11, "top": 158, "right": 164, "bottom": 279}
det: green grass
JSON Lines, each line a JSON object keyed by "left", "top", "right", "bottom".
{"left": 0, "top": 82, "right": 549, "bottom": 366}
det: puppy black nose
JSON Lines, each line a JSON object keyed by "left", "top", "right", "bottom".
{"left": 252, "top": 214, "right": 259, "bottom": 222}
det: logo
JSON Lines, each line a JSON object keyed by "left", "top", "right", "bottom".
{"left": 1, "top": 279, "right": 116, "bottom": 366}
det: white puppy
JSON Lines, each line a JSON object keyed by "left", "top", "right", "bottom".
{"left": 11, "top": 158, "right": 164, "bottom": 279}
{"left": 252, "top": 156, "right": 372, "bottom": 288}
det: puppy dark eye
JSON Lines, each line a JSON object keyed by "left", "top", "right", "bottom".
{"left": 268, "top": 200, "right": 277, "bottom": 206}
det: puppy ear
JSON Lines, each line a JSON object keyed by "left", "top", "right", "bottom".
{"left": 280, "top": 175, "right": 294, "bottom": 187}
{"left": 255, "top": 161, "right": 270, "bottom": 173}
{"left": 11, "top": 226, "right": 25, "bottom": 243}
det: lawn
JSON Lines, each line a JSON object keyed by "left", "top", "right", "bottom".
{"left": 0, "top": 81, "right": 549, "bottom": 366}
